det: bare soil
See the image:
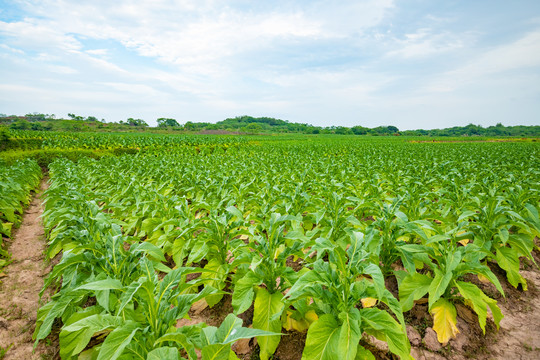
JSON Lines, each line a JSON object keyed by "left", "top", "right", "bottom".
{"left": 0, "top": 178, "right": 57, "bottom": 359}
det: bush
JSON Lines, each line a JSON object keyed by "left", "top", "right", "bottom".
{"left": 0, "top": 126, "right": 9, "bottom": 151}
{"left": 1, "top": 138, "right": 43, "bottom": 151}
{"left": 0, "top": 147, "right": 143, "bottom": 167}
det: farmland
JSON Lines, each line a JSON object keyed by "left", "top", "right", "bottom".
{"left": 0, "top": 132, "right": 539, "bottom": 359}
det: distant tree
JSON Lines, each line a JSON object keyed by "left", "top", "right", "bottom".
{"left": 86, "top": 116, "right": 98, "bottom": 122}
{"left": 25, "top": 113, "right": 50, "bottom": 121}
{"left": 10, "top": 120, "right": 31, "bottom": 130}
{"left": 157, "top": 118, "right": 180, "bottom": 127}
{"left": 68, "top": 113, "right": 85, "bottom": 121}
{"left": 184, "top": 121, "right": 196, "bottom": 131}
{"left": 126, "top": 118, "right": 148, "bottom": 127}
{"left": 334, "top": 126, "right": 353, "bottom": 135}
{"left": 387, "top": 126, "right": 399, "bottom": 134}
{"left": 463, "top": 123, "right": 482, "bottom": 136}
{"left": 351, "top": 126, "right": 369, "bottom": 135}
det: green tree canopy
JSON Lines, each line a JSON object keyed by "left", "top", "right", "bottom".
{"left": 126, "top": 118, "right": 148, "bottom": 127}
{"left": 157, "top": 118, "right": 180, "bottom": 127}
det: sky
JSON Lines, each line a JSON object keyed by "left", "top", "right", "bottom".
{"left": 0, "top": 1, "right": 539, "bottom": 130}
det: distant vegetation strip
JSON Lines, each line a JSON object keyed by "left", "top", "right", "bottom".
{"left": 1, "top": 113, "right": 539, "bottom": 137}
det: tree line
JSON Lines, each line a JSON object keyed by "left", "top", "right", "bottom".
{"left": 0, "top": 113, "right": 538, "bottom": 137}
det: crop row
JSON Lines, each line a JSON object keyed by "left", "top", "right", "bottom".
{"left": 0, "top": 159, "right": 42, "bottom": 270}
{"left": 35, "top": 140, "right": 539, "bottom": 359}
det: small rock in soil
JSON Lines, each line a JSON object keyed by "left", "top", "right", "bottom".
{"left": 364, "top": 334, "right": 389, "bottom": 352}
{"left": 232, "top": 338, "right": 252, "bottom": 355}
{"left": 407, "top": 325, "right": 422, "bottom": 346}
{"left": 0, "top": 316, "right": 8, "bottom": 329}
{"left": 423, "top": 327, "right": 442, "bottom": 352}
{"left": 412, "top": 304, "right": 428, "bottom": 320}
{"left": 451, "top": 320, "right": 470, "bottom": 351}
{"left": 411, "top": 347, "right": 448, "bottom": 360}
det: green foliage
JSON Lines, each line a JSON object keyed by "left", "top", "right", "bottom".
{"left": 0, "top": 126, "right": 9, "bottom": 151}
{"left": 3, "top": 111, "right": 540, "bottom": 136}
{"left": 0, "top": 159, "right": 42, "bottom": 272}
{"left": 125, "top": 118, "right": 148, "bottom": 127}
{"left": 26, "top": 134, "right": 539, "bottom": 358}
{"left": 157, "top": 118, "right": 180, "bottom": 127}
{"left": 0, "top": 126, "right": 9, "bottom": 142}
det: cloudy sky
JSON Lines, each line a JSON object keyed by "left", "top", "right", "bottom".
{"left": 1, "top": 0, "right": 539, "bottom": 129}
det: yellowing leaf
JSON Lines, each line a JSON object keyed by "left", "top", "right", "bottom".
{"left": 458, "top": 239, "right": 470, "bottom": 246}
{"left": 274, "top": 244, "right": 285, "bottom": 259}
{"left": 430, "top": 298, "right": 459, "bottom": 345}
{"left": 477, "top": 274, "right": 490, "bottom": 283}
{"left": 281, "top": 310, "right": 295, "bottom": 331}
{"left": 305, "top": 310, "right": 318, "bottom": 324}
{"left": 396, "top": 235, "right": 410, "bottom": 243}
{"left": 281, "top": 310, "right": 318, "bottom": 333}
{"left": 361, "top": 298, "right": 378, "bottom": 308}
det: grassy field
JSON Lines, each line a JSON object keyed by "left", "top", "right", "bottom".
{"left": 1, "top": 132, "right": 539, "bottom": 359}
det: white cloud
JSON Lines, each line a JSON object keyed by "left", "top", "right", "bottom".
{"left": 0, "top": 43, "right": 24, "bottom": 54}
{"left": 424, "top": 30, "right": 540, "bottom": 92}
{"left": 0, "top": 0, "right": 539, "bottom": 128}
{"left": 386, "top": 28, "right": 471, "bottom": 59}
{"left": 86, "top": 49, "right": 108, "bottom": 56}
{"left": 0, "top": 19, "right": 82, "bottom": 52}
{"left": 47, "top": 65, "right": 78, "bottom": 74}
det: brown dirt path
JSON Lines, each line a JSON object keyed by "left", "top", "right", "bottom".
{"left": 0, "top": 178, "right": 57, "bottom": 359}
{"left": 487, "top": 269, "right": 540, "bottom": 359}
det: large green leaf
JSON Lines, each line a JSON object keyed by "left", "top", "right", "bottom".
{"left": 200, "top": 258, "right": 227, "bottom": 307}
{"left": 116, "top": 280, "right": 144, "bottom": 316}
{"left": 398, "top": 272, "right": 431, "bottom": 312}
{"left": 455, "top": 281, "right": 503, "bottom": 332}
{"left": 147, "top": 347, "right": 180, "bottom": 360}
{"left": 360, "top": 308, "right": 412, "bottom": 360}
{"left": 355, "top": 345, "right": 375, "bottom": 360}
{"left": 59, "top": 314, "right": 125, "bottom": 359}
{"left": 496, "top": 246, "right": 527, "bottom": 290}
{"left": 252, "top": 287, "right": 284, "bottom": 360}
{"left": 231, "top": 271, "right": 261, "bottom": 314}
{"left": 215, "top": 313, "right": 279, "bottom": 344}
{"left": 302, "top": 314, "right": 341, "bottom": 360}
{"left": 155, "top": 332, "right": 197, "bottom": 360}
{"left": 428, "top": 268, "right": 453, "bottom": 310}
{"left": 34, "top": 290, "right": 85, "bottom": 345}
{"left": 97, "top": 321, "right": 140, "bottom": 360}
{"left": 76, "top": 278, "right": 124, "bottom": 291}
{"left": 337, "top": 310, "right": 362, "bottom": 360}
{"left": 201, "top": 344, "right": 232, "bottom": 360}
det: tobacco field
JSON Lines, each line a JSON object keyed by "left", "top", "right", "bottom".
{"left": 1, "top": 133, "right": 539, "bottom": 360}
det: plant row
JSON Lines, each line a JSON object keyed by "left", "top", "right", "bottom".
{"left": 0, "top": 159, "right": 42, "bottom": 270}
